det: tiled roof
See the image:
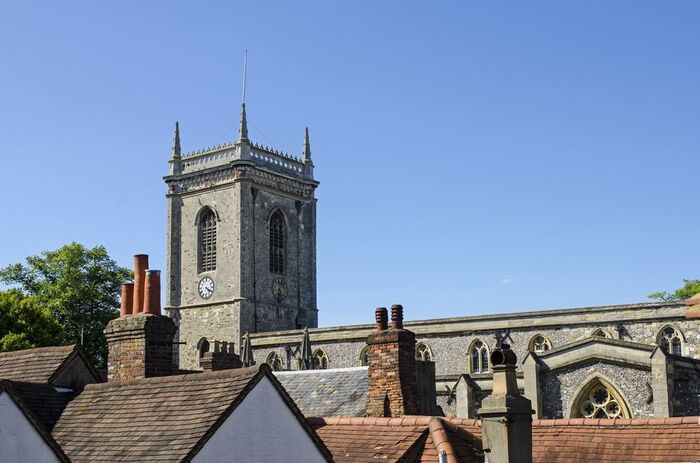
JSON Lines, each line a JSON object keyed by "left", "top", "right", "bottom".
{"left": 52, "top": 364, "right": 332, "bottom": 462}
{"left": 0, "top": 380, "right": 72, "bottom": 462}
{"left": 0, "top": 344, "right": 78, "bottom": 383}
{"left": 308, "top": 416, "right": 483, "bottom": 463}
{"left": 532, "top": 417, "right": 700, "bottom": 463}
{"left": 275, "top": 366, "right": 368, "bottom": 417}
{"left": 0, "top": 380, "right": 75, "bottom": 431}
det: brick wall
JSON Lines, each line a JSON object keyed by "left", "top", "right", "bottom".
{"left": 105, "top": 314, "right": 177, "bottom": 381}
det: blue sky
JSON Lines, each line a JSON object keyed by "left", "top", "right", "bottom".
{"left": 0, "top": 1, "right": 698, "bottom": 327}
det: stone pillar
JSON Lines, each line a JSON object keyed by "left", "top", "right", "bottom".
{"left": 105, "top": 313, "right": 177, "bottom": 381}
{"left": 200, "top": 341, "right": 243, "bottom": 371}
{"left": 478, "top": 345, "right": 533, "bottom": 463}
{"left": 651, "top": 347, "right": 672, "bottom": 418}
{"left": 455, "top": 374, "right": 474, "bottom": 418}
{"left": 366, "top": 305, "right": 419, "bottom": 417}
{"left": 522, "top": 353, "right": 542, "bottom": 419}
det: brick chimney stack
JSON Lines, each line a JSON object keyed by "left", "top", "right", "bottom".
{"left": 366, "top": 304, "right": 419, "bottom": 417}
{"left": 477, "top": 343, "right": 534, "bottom": 463}
{"left": 200, "top": 340, "right": 243, "bottom": 371}
{"left": 105, "top": 254, "right": 176, "bottom": 381}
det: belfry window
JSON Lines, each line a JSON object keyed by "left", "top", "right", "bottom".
{"left": 469, "top": 340, "right": 489, "bottom": 373}
{"left": 269, "top": 211, "right": 285, "bottom": 274}
{"left": 657, "top": 325, "right": 683, "bottom": 356}
{"left": 198, "top": 208, "right": 217, "bottom": 273}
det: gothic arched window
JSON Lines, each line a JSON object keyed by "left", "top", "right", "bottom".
{"left": 528, "top": 335, "right": 552, "bottom": 353}
{"left": 469, "top": 339, "right": 489, "bottom": 373}
{"left": 312, "top": 349, "right": 329, "bottom": 369}
{"left": 266, "top": 352, "right": 284, "bottom": 371}
{"left": 198, "top": 208, "right": 217, "bottom": 273}
{"left": 571, "top": 377, "right": 630, "bottom": 419}
{"left": 415, "top": 342, "right": 434, "bottom": 361}
{"left": 657, "top": 325, "right": 684, "bottom": 356}
{"left": 359, "top": 346, "right": 369, "bottom": 366}
{"left": 197, "top": 338, "right": 210, "bottom": 359}
{"left": 269, "top": 211, "right": 285, "bottom": 274}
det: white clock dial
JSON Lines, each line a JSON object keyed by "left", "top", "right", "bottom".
{"left": 198, "top": 277, "right": 214, "bottom": 299}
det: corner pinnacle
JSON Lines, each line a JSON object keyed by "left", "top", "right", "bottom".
{"left": 302, "top": 126, "right": 312, "bottom": 164}
{"left": 171, "top": 121, "right": 181, "bottom": 159}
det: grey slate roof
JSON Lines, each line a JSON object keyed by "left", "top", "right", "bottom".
{"left": 274, "top": 366, "right": 368, "bottom": 417}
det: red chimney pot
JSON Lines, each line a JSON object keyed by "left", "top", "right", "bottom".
{"left": 120, "top": 283, "right": 134, "bottom": 317}
{"left": 132, "top": 255, "right": 149, "bottom": 313}
{"left": 375, "top": 307, "right": 388, "bottom": 331}
{"left": 143, "top": 270, "right": 161, "bottom": 316}
{"left": 391, "top": 304, "right": 404, "bottom": 329}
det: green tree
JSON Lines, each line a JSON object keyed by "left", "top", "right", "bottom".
{"left": 649, "top": 279, "right": 700, "bottom": 302}
{"left": 0, "top": 243, "right": 131, "bottom": 368}
{"left": 0, "top": 289, "right": 64, "bottom": 351}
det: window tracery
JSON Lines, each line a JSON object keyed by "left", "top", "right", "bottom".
{"left": 312, "top": 349, "right": 329, "bottom": 369}
{"left": 469, "top": 340, "right": 489, "bottom": 373}
{"left": 359, "top": 346, "right": 369, "bottom": 367}
{"left": 415, "top": 342, "right": 434, "bottom": 361}
{"left": 528, "top": 335, "right": 552, "bottom": 353}
{"left": 657, "top": 325, "right": 683, "bottom": 356}
{"left": 591, "top": 328, "right": 612, "bottom": 339}
{"left": 571, "top": 378, "right": 629, "bottom": 419}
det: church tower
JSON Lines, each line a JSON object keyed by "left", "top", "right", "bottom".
{"left": 164, "top": 104, "right": 318, "bottom": 369}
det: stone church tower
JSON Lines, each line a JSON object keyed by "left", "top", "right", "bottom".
{"left": 164, "top": 104, "right": 318, "bottom": 369}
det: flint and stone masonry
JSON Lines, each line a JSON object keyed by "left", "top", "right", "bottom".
{"left": 165, "top": 109, "right": 318, "bottom": 370}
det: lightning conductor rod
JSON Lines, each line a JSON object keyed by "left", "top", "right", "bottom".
{"left": 242, "top": 49, "right": 248, "bottom": 105}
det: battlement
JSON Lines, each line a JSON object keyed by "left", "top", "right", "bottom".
{"left": 172, "top": 138, "right": 312, "bottom": 180}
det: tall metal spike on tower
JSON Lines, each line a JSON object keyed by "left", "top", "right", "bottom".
{"left": 237, "top": 49, "right": 250, "bottom": 143}
{"left": 298, "top": 327, "right": 313, "bottom": 370}
{"left": 302, "top": 126, "right": 312, "bottom": 164}
{"left": 171, "top": 121, "right": 181, "bottom": 159}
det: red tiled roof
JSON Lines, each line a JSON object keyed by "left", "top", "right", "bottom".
{"left": 308, "top": 416, "right": 482, "bottom": 463}
{"left": 532, "top": 417, "right": 700, "bottom": 463}
{"left": 0, "top": 345, "right": 78, "bottom": 383}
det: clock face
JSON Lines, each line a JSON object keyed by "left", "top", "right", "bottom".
{"left": 272, "top": 276, "right": 288, "bottom": 303}
{"left": 198, "top": 277, "right": 214, "bottom": 299}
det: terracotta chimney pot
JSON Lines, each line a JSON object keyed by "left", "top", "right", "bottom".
{"left": 132, "top": 255, "right": 149, "bottom": 313}
{"left": 391, "top": 304, "right": 404, "bottom": 329}
{"left": 120, "top": 283, "right": 134, "bottom": 317}
{"left": 375, "top": 307, "right": 388, "bottom": 331}
{"left": 143, "top": 270, "right": 161, "bottom": 316}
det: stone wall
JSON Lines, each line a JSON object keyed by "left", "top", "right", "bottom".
{"left": 541, "top": 361, "right": 653, "bottom": 419}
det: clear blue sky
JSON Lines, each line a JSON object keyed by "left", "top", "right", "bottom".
{"left": 1, "top": 1, "right": 698, "bottom": 327}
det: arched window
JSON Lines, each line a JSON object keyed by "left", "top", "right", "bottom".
{"left": 528, "top": 335, "right": 552, "bottom": 353}
{"left": 269, "top": 211, "right": 285, "bottom": 274}
{"left": 359, "top": 346, "right": 369, "bottom": 366}
{"left": 198, "top": 208, "right": 217, "bottom": 273}
{"left": 571, "top": 377, "right": 630, "bottom": 419}
{"left": 657, "top": 325, "right": 684, "bottom": 356}
{"left": 591, "top": 328, "right": 612, "bottom": 339}
{"left": 197, "top": 338, "right": 210, "bottom": 359}
{"left": 415, "top": 342, "right": 434, "bottom": 361}
{"left": 469, "top": 339, "right": 489, "bottom": 373}
{"left": 266, "top": 352, "right": 284, "bottom": 371}
{"left": 312, "top": 349, "right": 329, "bottom": 369}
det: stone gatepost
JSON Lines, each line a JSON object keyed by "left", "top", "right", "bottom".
{"left": 478, "top": 344, "right": 534, "bottom": 463}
